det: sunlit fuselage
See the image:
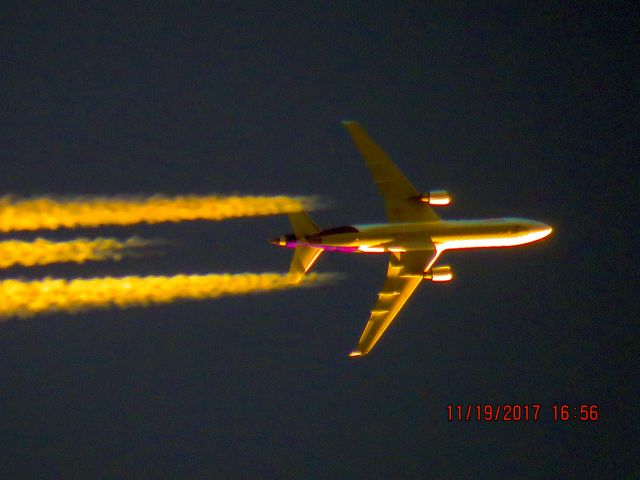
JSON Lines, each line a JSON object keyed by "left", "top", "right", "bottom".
{"left": 273, "top": 218, "right": 552, "bottom": 256}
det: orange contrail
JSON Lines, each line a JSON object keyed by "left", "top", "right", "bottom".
{"left": 0, "top": 195, "right": 317, "bottom": 232}
{"left": 0, "top": 237, "right": 150, "bottom": 269}
{"left": 0, "top": 273, "right": 333, "bottom": 319}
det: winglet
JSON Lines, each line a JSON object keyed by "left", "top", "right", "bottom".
{"left": 348, "top": 350, "right": 363, "bottom": 358}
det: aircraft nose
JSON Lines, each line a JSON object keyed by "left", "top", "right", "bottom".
{"left": 531, "top": 222, "right": 553, "bottom": 240}
{"left": 538, "top": 223, "right": 553, "bottom": 238}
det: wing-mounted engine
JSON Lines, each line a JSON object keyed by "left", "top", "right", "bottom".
{"left": 411, "top": 190, "right": 451, "bottom": 205}
{"left": 423, "top": 265, "right": 453, "bottom": 282}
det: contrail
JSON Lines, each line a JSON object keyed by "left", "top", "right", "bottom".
{"left": 0, "top": 195, "right": 318, "bottom": 232}
{"left": 0, "top": 273, "right": 334, "bottom": 319}
{"left": 0, "top": 237, "right": 151, "bottom": 269}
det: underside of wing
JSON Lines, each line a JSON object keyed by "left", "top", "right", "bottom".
{"left": 342, "top": 121, "right": 439, "bottom": 223}
{"left": 350, "top": 249, "right": 440, "bottom": 357}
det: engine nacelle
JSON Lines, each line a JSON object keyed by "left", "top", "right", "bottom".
{"left": 424, "top": 265, "right": 453, "bottom": 282}
{"left": 414, "top": 190, "right": 451, "bottom": 205}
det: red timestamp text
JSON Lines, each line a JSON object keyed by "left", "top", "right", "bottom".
{"left": 552, "top": 404, "right": 599, "bottom": 422}
{"left": 447, "top": 404, "right": 541, "bottom": 422}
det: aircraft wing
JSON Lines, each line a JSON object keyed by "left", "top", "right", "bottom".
{"left": 342, "top": 121, "right": 439, "bottom": 223}
{"left": 350, "top": 249, "right": 440, "bottom": 357}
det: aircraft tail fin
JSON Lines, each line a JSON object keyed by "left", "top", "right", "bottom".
{"left": 287, "top": 212, "right": 323, "bottom": 283}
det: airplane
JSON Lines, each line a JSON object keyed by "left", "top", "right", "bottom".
{"left": 271, "top": 121, "right": 552, "bottom": 357}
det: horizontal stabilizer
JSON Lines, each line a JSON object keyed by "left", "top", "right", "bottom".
{"left": 289, "top": 245, "right": 323, "bottom": 283}
{"left": 288, "top": 212, "right": 320, "bottom": 238}
{"left": 285, "top": 211, "right": 323, "bottom": 283}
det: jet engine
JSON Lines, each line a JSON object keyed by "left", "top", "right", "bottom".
{"left": 414, "top": 190, "right": 451, "bottom": 205}
{"left": 423, "top": 265, "right": 453, "bottom": 282}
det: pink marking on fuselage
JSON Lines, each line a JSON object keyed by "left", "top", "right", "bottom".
{"left": 318, "top": 245, "right": 359, "bottom": 252}
{"left": 284, "top": 242, "right": 358, "bottom": 253}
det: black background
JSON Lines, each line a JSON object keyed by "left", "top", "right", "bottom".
{"left": 1, "top": 3, "right": 636, "bottom": 478}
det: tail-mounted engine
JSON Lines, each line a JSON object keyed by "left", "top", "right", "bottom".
{"left": 411, "top": 190, "right": 451, "bottom": 205}
{"left": 424, "top": 265, "right": 453, "bottom": 282}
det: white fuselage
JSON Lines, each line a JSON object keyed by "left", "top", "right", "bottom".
{"left": 276, "top": 217, "right": 552, "bottom": 255}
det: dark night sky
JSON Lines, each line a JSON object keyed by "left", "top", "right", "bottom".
{"left": 1, "top": 3, "right": 637, "bottom": 478}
